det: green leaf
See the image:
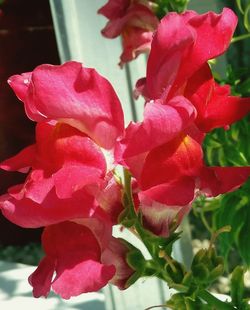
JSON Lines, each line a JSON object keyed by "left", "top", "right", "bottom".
{"left": 243, "top": 4, "right": 250, "bottom": 32}
{"left": 213, "top": 190, "right": 249, "bottom": 265}
{"left": 237, "top": 206, "right": 250, "bottom": 266}
{"left": 230, "top": 266, "right": 245, "bottom": 307}
{"left": 237, "top": 0, "right": 245, "bottom": 14}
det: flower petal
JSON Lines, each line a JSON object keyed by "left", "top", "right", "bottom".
{"left": 117, "top": 96, "right": 196, "bottom": 162}
{"left": 140, "top": 134, "right": 203, "bottom": 189}
{"left": 185, "top": 64, "right": 250, "bottom": 132}
{"left": 138, "top": 181, "right": 193, "bottom": 236}
{"left": 0, "top": 188, "right": 96, "bottom": 228}
{"left": 200, "top": 166, "right": 250, "bottom": 196}
{"left": 31, "top": 222, "right": 116, "bottom": 299}
{"left": 146, "top": 12, "right": 195, "bottom": 99}
{"left": 52, "top": 256, "right": 115, "bottom": 299}
{"left": 8, "top": 61, "right": 124, "bottom": 149}
{"left": 0, "top": 144, "right": 35, "bottom": 173}
{"left": 52, "top": 165, "right": 103, "bottom": 199}
{"left": 28, "top": 256, "right": 55, "bottom": 298}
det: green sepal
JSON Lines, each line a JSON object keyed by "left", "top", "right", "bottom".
{"left": 124, "top": 271, "right": 141, "bottom": 288}
{"left": 165, "top": 260, "right": 186, "bottom": 284}
{"left": 182, "top": 271, "right": 193, "bottom": 287}
{"left": 208, "top": 264, "right": 224, "bottom": 282}
{"left": 191, "top": 247, "right": 224, "bottom": 285}
{"left": 166, "top": 293, "right": 206, "bottom": 310}
{"left": 192, "top": 263, "right": 210, "bottom": 283}
{"left": 126, "top": 248, "right": 146, "bottom": 273}
{"left": 159, "top": 232, "right": 182, "bottom": 255}
{"left": 230, "top": 266, "right": 245, "bottom": 308}
{"left": 192, "top": 249, "right": 207, "bottom": 266}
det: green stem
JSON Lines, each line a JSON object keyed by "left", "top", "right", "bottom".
{"left": 231, "top": 33, "right": 250, "bottom": 43}
{"left": 123, "top": 169, "right": 168, "bottom": 278}
{"left": 198, "top": 290, "right": 235, "bottom": 310}
{"left": 200, "top": 208, "right": 213, "bottom": 234}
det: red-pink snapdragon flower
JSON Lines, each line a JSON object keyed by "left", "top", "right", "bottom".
{"left": 29, "top": 217, "right": 135, "bottom": 298}
{"left": 98, "top": 0, "right": 159, "bottom": 66}
{"left": 118, "top": 8, "right": 250, "bottom": 236}
{"left": 136, "top": 8, "right": 250, "bottom": 131}
{"left": 0, "top": 61, "right": 131, "bottom": 297}
{"left": 1, "top": 61, "right": 124, "bottom": 227}
{"left": 8, "top": 61, "right": 124, "bottom": 150}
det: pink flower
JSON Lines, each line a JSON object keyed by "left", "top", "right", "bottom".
{"left": 0, "top": 61, "right": 132, "bottom": 298}
{"left": 136, "top": 8, "right": 250, "bottom": 131}
{"left": 0, "top": 61, "right": 124, "bottom": 228}
{"left": 118, "top": 9, "right": 250, "bottom": 236}
{"left": 0, "top": 62, "right": 123, "bottom": 227}
{"left": 29, "top": 219, "right": 134, "bottom": 298}
{"left": 29, "top": 218, "right": 114, "bottom": 298}
{"left": 98, "top": 0, "right": 159, "bottom": 66}
{"left": 0, "top": 122, "right": 122, "bottom": 228}
{"left": 8, "top": 61, "right": 124, "bottom": 149}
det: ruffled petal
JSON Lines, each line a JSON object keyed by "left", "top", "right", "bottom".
{"left": 0, "top": 144, "right": 36, "bottom": 173}
{"left": 8, "top": 61, "right": 124, "bottom": 149}
{"left": 98, "top": 0, "right": 130, "bottom": 20}
{"left": 146, "top": 12, "right": 195, "bottom": 99}
{"left": 116, "top": 96, "right": 196, "bottom": 162}
{"left": 140, "top": 134, "right": 203, "bottom": 189}
{"left": 185, "top": 64, "right": 250, "bottom": 132}
{"left": 0, "top": 188, "right": 96, "bottom": 228}
{"left": 28, "top": 256, "right": 55, "bottom": 298}
{"left": 200, "top": 166, "right": 250, "bottom": 196}
{"left": 30, "top": 222, "right": 116, "bottom": 299}
{"left": 52, "top": 165, "right": 103, "bottom": 199}
{"left": 52, "top": 256, "right": 115, "bottom": 299}
{"left": 176, "top": 8, "right": 237, "bottom": 84}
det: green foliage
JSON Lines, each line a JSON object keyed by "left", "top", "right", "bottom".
{"left": 204, "top": 117, "right": 250, "bottom": 167}
{"left": 201, "top": 62, "right": 250, "bottom": 269}
{"left": 0, "top": 243, "right": 43, "bottom": 266}
{"left": 230, "top": 266, "right": 245, "bottom": 308}
{"left": 154, "top": 0, "right": 189, "bottom": 18}
{"left": 166, "top": 293, "right": 207, "bottom": 310}
{"left": 213, "top": 188, "right": 249, "bottom": 265}
{"left": 191, "top": 247, "right": 224, "bottom": 288}
{"left": 236, "top": 0, "right": 250, "bottom": 32}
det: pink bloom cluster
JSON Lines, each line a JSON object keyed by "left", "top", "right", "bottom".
{"left": 117, "top": 8, "right": 250, "bottom": 235}
{"left": 0, "top": 62, "right": 133, "bottom": 298}
{"left": 0, "top": 8, "right": 250, "bottom": 299}
{"left": 98, "top": 0, "right": 159, "bottom": 66}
